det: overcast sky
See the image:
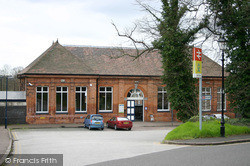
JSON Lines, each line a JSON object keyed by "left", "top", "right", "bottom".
{"left": 0, "top": 0, "right": 160, "bottom": 68}
{"left": 0, "top": 0, "right": 221, "bottom": 69}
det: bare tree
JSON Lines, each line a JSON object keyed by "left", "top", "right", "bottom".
{"left": 0, "top": 65, "right": 24, "bottom": 91}
{"left": 112, "top": 0, "right": 209, "bottom": 121}
{"left": 0, "top": 65, "right": 23, "bottom": 77}
{"left": 0, "top": 64, "right": 12, "bottom": 76}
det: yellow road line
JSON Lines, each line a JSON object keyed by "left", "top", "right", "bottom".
{"left": 11, "top": 131, "right": 21, "bottom": 166}
{"left": 11, "top": 131, "right": 18, "bottom": 154}
{"left": 12, "top": 131, "right": 17, "bottom": 140}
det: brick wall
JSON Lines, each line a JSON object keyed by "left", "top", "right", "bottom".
{"left": 21, "top": 75, "right": 234, "bottom": 124}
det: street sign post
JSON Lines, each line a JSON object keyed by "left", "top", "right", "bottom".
{"left": 193, "top": 47, "right": 202, "bottom": 130}
{"left": 193, "top": 47, "right": 202, "bottom": 78}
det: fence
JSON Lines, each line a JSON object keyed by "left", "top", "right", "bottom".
{"left": 0, "top": 91, "right": 26, "bottom": 124}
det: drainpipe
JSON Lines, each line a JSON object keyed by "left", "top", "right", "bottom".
{"left": 171, "top": 108, "right": 173, "bottom": 127}
{"left": 96, "top": 77, "right": 99, "bottom": 114}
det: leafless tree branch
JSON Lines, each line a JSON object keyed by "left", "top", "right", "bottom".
{"left": 111, "top": 21, "right": 155, "bottom": 59}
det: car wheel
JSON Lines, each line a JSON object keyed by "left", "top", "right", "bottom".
{"left": 128, "top": 128, "right": 131, "bottom": 131}
{"left": 114, "top": 125, "right": 117, "bottom": 130}
{"left": 88, "top": 125, "right": 91, "bottom": 130}
{"left": 101, "top": 128, "right": 104, "bottom": 130}
{"left": 106, "top": 123, "right": 109, "bottom": 128}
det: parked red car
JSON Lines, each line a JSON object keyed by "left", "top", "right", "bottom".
{"left": 106, "top": 116, "right": 133, "bottom": 130}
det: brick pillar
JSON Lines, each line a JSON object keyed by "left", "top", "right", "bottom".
{"left": 26, "top": 78, "right": 36, "bottom": 123}
{"left": 118, "top": 79, "right": 125, "bottom": 116}
{"left": 146, "top": 79, "right": 154, "bottom": 121}
{"left": 49, "top": 78, "right": 55, "bottom": 123}
{"left": 50, "top": 78, "right": 55, "bottom": 116}
{"left": 69, "top": 78, "right": 75, "bottom": 123}
{"left": 89, "top": 79, "right": 97, "bottom": 114}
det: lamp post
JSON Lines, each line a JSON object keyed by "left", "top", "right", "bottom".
{"left": 1, "top": 75, "right": 12, "bottom": 129}
{"left": 218, "top": 35, "right": 226, "bottom": 137}
{"left": 5, "top": 76, "right": 8, "bottom": 129}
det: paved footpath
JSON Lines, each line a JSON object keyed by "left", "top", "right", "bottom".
{"left": 4, "top": 121, "right": 181, "bottom": 130}
{"left": 0, "top": 126, "right": 12, "bottom": 165}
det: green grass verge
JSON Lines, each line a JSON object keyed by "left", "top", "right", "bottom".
{"left": 165, "top": 120, "right": 250, "bottom": 140}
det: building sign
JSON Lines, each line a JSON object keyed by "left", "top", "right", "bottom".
{"left": 193, "top": 47, "right": 202, "bottom": 78}
{"left": 119, "top": 104, "right": 124, "bottom": 113}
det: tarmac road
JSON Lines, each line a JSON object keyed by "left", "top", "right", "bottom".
{"left": 89, "top": 142, "right": 250, "bottom": 166}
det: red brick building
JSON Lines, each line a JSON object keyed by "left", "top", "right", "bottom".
{"left": 18, "top": 41, "right": 234, "bottom": 124}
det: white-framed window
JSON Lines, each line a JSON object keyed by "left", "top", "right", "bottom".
{"left": 157, "top": 87, "right": 170, "bottom": 111}
{"left": 36, "top": 86, "right": 49, "bottom": 113}
{"left": 99, "top": 87, "right": 113, "bottom": 112}
{"left": 56, "top": 87, "right": 68, "bottom": 112}
{"left": 217, "top": 87, "right": 226, "bottom": 111}
{"left": 75, "top": 87, "right": 87, "bottom": 113}
{"left": 202, "top": 87, "right": 211, "bottom": 111}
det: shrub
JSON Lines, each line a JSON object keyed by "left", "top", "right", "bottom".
{"left": 226, "top": 118, "right": 250, "bottom": 126}
{"left": 165, "top": 121, "right": 250, "bottom": 140}
{"left": 188, "top": 115, "right": 216, "bottom": 122}
{"left": 188, "top": 115, "right": 199, "bottom": 122}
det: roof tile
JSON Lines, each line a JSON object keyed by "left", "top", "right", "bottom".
{"left": 19, "top": 42, "right": 226, "bottom": 77}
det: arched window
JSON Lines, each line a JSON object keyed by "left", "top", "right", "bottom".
{"left": 127, "top": 89, "right": 144, "bottom": 99}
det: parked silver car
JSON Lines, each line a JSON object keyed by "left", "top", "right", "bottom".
{"left": 202, "top": 114, "right": 216, "bottom": 120}
{"left": 213, "top": 114, "right": 230, "bottom": 120}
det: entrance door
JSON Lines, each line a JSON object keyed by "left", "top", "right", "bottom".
{"left": 134, "top": 100, "right": 143, "bottom": 121}
{"left": 135, "top": 106, "right": 143, "bottom": 121}
{"left": 127, "top": 100, "right": 135, "bottom": 121}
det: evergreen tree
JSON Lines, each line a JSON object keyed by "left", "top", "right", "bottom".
{"left": 207, "top": 0, "right": 249, "bottom": 118}
{"left": 152, "top": 0, "right": 208, "bottom": 121}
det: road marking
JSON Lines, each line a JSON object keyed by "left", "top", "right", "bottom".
{"left": 12, "top": 131, "right": 17, "bottom": 140}
{"left": 11, "top": 131, "right": 18, "bottom": 154}
{"left": 10, "top": 131, "right": 22, "bottom": 166}
{"left": 12, "top": 131, "right": 20, "bottom": 153}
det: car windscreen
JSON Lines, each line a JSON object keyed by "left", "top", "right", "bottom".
{"left": 117, "top": 117, "right": 129, "bottom": 121}
{"left": 92, "top": 116, "right": 103, "bottom": 120}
